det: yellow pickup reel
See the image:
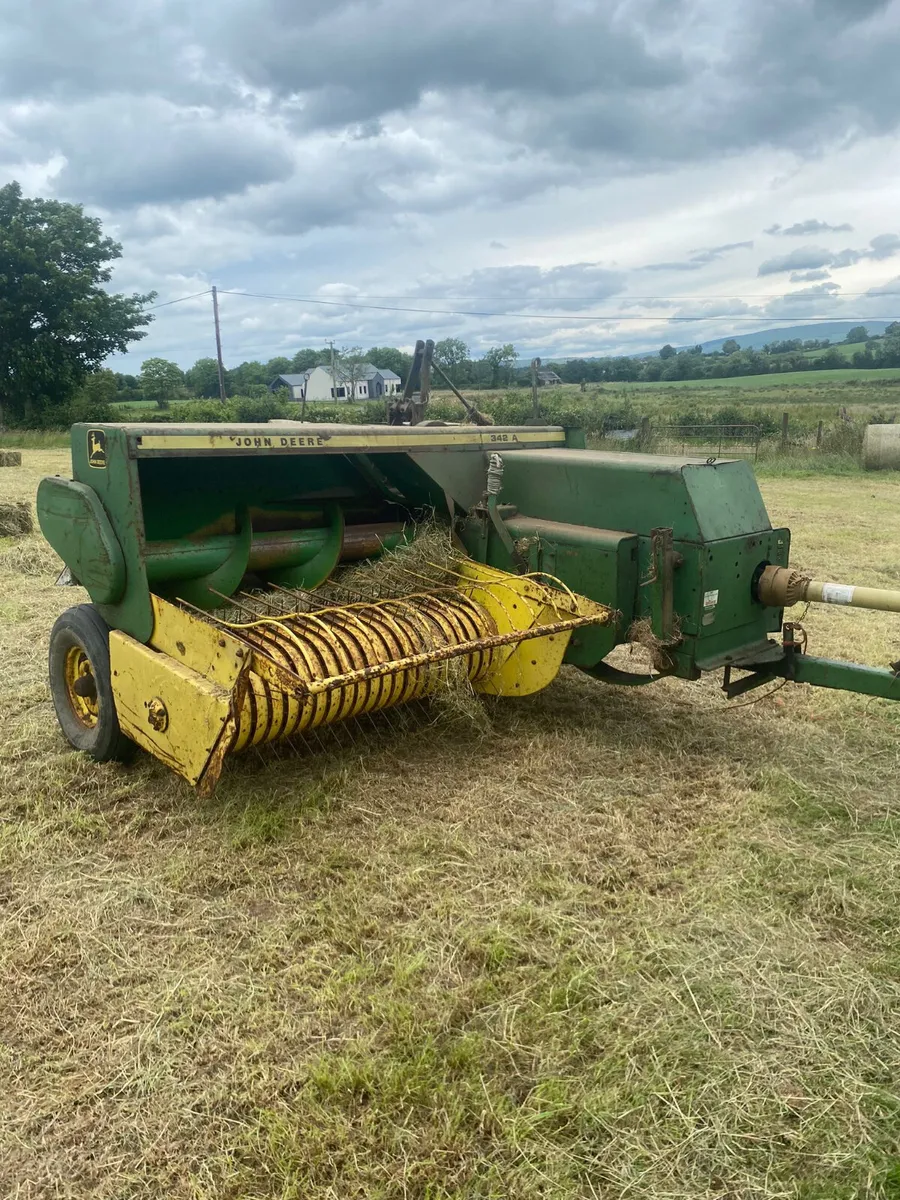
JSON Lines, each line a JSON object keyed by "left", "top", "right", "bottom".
{"left": 100, "top": 559, "right": 611, "bottom": 794}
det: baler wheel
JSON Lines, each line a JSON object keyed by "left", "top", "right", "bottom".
{"left": 49, "top": 605, "right": 134, "bottom": 762}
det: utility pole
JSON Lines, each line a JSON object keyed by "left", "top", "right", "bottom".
{"left": 328, "top": 339, "right": 337, "bottom": 401}
{"left": 211, "top": 286, "right": 227, "bottom": 403}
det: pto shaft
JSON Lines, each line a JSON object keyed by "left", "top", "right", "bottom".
{"left": 757, "top": 565, "right": 900, "bottom": 614}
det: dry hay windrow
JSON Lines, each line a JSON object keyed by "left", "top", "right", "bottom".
{"left": 0, "top": 500, "right": 33, "bottom": 537}
{"left": 4, "top": 451, "right": 900, "bottom": 1198}
{"left": 0, "top": 534, "right": 61, "bottom": 576}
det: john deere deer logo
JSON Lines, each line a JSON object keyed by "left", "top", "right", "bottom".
{"left": 87, "top": 429, "right": 107, "bottom": 469}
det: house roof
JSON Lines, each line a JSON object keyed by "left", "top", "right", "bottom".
{"left": 271, "top": 373, "right": 311, "bottom": 386}
{"left": 313, "top": 362, "right": 401, "bottom": 382}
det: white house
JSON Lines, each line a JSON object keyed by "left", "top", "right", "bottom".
{"left": 301, "top": 363, "right": 402, "bottom": 403}
{"left": 270, "top": 363, "right": 402, "bottom": 403}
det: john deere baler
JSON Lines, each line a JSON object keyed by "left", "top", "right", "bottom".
{"left": 37, "top": 421, "right": 900, "bottom": 792}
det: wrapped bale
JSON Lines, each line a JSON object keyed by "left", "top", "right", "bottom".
{"left": 0, "top": 501, "right": 33, "bottom": 537}
{"left": 863, "top": 424, "right": 900, "bottom": 470}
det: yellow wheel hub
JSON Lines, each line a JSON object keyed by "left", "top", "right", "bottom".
{"left": 64, "top": 645, "right": 99, "bottom": 729}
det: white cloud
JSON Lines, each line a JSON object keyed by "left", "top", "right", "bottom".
{"left": 3, "top": 0, "right": 900, "bottom": 367}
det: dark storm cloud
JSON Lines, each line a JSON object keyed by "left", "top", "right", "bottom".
{"left": 0, "top": 0, "right": 213, "bottom": 104}
{"left": 216, "top": 1, "right": 686, "bottom": 129}
{"left": 9, "top": 99, "right": 295, "bottom": 207}
{"left": 758, "top": 234, "right": 900, "bottom": 275}
{"left": 1, "top": 0, "right": 899, "bottom": 215}
{"left": 641, "top": 241, "right": 753, "bottom": 271}
{"left": 767, "top": 219, "right": 854, "bottom": 235}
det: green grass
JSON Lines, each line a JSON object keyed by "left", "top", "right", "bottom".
{"left": 5, "top": 451, "right": 900, "bottom": 1195}
{"left": 0, "top": 429, "right": 70, "bottom": 449}
{"left": 803, "top": 341, "right": 870, "bottom": 362}
{"left": 620, "top": 366, "right": 900, "bottom": 390}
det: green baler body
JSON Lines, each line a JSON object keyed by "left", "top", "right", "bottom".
{"left": 36, "top": 421, "right": 793, "bottom": 686}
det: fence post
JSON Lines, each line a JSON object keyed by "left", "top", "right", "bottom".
{"left": 781, "top": 411, "right": 789, "bottom": 452}
{"left": 816, "top": 420, "right": 823, "bottom": 449}
{"left": 640, "top": 416, "right": 650, "bottom": 448}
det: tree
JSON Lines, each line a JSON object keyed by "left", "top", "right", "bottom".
{"left": 140, "top": 358, "right": 184, "bottom": 409}
{"left": 228, "top": 360, "right": 269, "bottom": 394}
{"left": 659, "top": 344, "right": 676, "bottom": 360}
{"left": 885, "top": 322, "right": 900, "bottom": 337}
{"left": 266, "top": 356, "right": 292, "bottom": 378}
{"left": 482, "top": 344, "right": 517, "bottom": 387}
{"left": 68, "top": 368, "right": 119, "bottom": 422}
{"left": 433, "top": 338, "right": 469, "bottom": 373}
{"left": 365, "top": 346, "right": 412, "bottom": 383}
{"left": 721, "top": 339, "right": 740, "bottom": 355}
{"left": 844, "top": 325, "right": 869, "bottom": 344}
{"left": 185, "top": 357, "right": 223, "bottom": 398}
{"left": 114, "top": 373, "right": 142, "bottom": 404}
{"left": 816, "top": 348, "right": 845, "bottom": 370}
{"left": 292, "top": 348, "right": 325, "bottom": 372}
{"left": 0, "top": 181, "right": 154, "bottom": 426}
{"left": 334, "top": 346, "right": 369, "bottom": 400}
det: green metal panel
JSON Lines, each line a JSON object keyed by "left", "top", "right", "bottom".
{"left": 70, "top": 424, "right": 154, "bottom": 640}
{"left": 496, "top": 450, "right": 771, "bottom": 543}
{"left": 36, "top": 477, "right": 125, "bottom": 604}
{"left": 502, "top": 517, "right": 638, "bottom": 668}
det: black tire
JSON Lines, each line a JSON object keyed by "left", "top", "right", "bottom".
{"left": 49, "top": 604, "right": 135, "bottom": 762}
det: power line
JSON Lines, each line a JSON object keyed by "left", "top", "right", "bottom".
{"left": 231, "top": 291, "right": 900, "bottom": 302}
{"left": 148, "top": 289, "right": 211, "bottom": 310}
{"left": 216, "top": 290, "right": 896, "bottom": 323}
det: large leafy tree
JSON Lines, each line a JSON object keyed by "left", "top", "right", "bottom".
{"left": 365, "top": 345, "right": 412, "bottom": 382}
{"left": 433, "top": 338, "right": 469, "bottom": 374}
{"left": 482, "top": 343, "right": 517, "bottom": 387}
{"left": 0, "top": 181, "right": 155, "bottom": 425}
{"left": 185, "top": 356, "right": 223, "bottom": 398}
{"left": 140, "top": 358, "right": 184, "bottom": 409}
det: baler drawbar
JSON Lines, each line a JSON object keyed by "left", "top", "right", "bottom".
{"left": 37, "top": 421, "right": 900, "bottom": 792}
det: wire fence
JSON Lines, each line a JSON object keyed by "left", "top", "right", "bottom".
{"left": 654, "top": 423, "right": 763, "bottom": 460}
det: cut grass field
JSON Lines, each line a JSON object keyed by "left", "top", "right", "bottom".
{"left": 803, "top": 341, "right": 870, "bottom": 362}
{"left": 621, "top": 366, "right": 900, "bottom": 389}
{"left": 3, "top": 451, "right": 900, "bottom": 1197}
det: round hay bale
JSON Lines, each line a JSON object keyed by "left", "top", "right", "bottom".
{"left": 0, "top": 450, "right": 22, "bottom": 467}
{"left": 863, "top": 424, "right": 900, "bottom": 470}
{"left": 0, "top": 501, "right": 33, "bottom": 537}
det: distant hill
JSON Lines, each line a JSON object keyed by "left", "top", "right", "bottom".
{"left": 529, "top": 322, "right": 894, "bottom": 367}
{"left": 688, "top": 322, "right": 891, "bottom": 355}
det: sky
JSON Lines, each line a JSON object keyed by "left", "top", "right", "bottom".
{"left": 2, "top": 0, "right": 900, "bottom": 371}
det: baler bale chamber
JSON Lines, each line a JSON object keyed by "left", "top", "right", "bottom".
{"left": 37, "top": 420, "right": 900, "bottom": 793}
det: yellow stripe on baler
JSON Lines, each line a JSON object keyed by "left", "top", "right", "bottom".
{"left": 133, "top": 429, "right": 566, "bottom": 453}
